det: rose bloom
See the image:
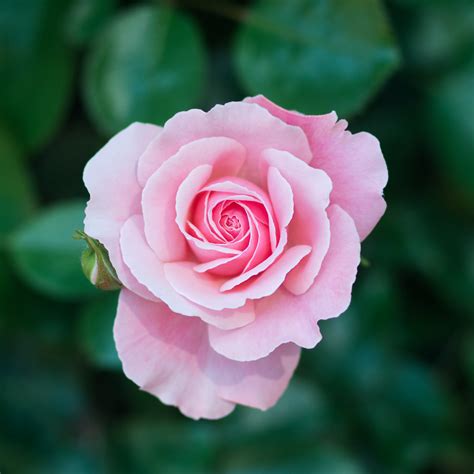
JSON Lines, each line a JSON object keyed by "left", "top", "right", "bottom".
{"left": 83, "top": 96, "right": 387, "bottom": 419}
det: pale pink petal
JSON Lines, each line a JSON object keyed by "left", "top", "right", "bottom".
{"left": 83, "top": 122, "right": 161, "bottom": 301}
{"left": 137, "top": 101, "right": 312, "bottom": 186}
{"left": 209, "top": 288, "right": 322, "bottom": 361}
{"left": 141, "top": 137, "right": 246, "bottom": 262}
{"left": 300, "top": 205, "right": 361, "bottom": 321}
{"left": 220, "top": 229, "right": 287, "bottom": 292}
{"left": 267, "top": 167, "right": 294, "bottom": 229}
{"left": 209, "top": 204, "right": 360, "bottom": 361}
{"left": 120, "top": 215, "right": 255, "bottom": 330}
{"left": 114, "top": 289, "right": 235, "bottom": 420}
{"left": 164, "top": 245, "right": 311, "bottom": 311}
{"left": 187, "top": 237, "right": 242, "bottom": 265}
{"left": 175, "top": 164, "right": 213, "bottom": 234}
{"left": 239, "top": 203, "right": 271, "bottom": 273}
{"left": 211, "top": 342, "right": 300, "bottom": 410}
{"left": 245, "top": 95, "right": 388, "bottom": 240}
{"left": 115, "top": 289, "right": 300, "bottom": 418}
{"left": 191, "top": 192, "right": 224, "bottom": 243}
{"left": 262, "top": 148, "right": 332, "bottom": 295}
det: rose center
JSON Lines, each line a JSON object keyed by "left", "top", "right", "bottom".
{"left": 220, "top": 213, "right": 241, "bottom": 234}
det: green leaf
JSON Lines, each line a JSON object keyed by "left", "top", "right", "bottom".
{"left": 0, "top": 342, "right": 95, "bottom": 473}
{"left": 8, "top": 200, "right": 97, "bottom": 300}
{"left": 111, "top": 419, "right": 218, "bottom": 474}
{"left": 34, "top": 119, "right": 103, "bottom": 202}
{"left": 0, "top": 344, "right": 86, "bottom": 451}
{"left": 397, "top": 1, "right": 474, "bottom": 77}
{"left": 234, "top": 0, "right": 400, "bottom": 117}
{"left": 424, "top": 55, "right": 474, "bottom": 204}
{"left": 78, "top": 292, "right": 121, "bottom": 369}
{"left": 83, "top": 5, "right": 206, "bottom": 135}
{"left": 221, "top": 449, "right": 366, "bottom": 474}
{"left": 66, "top": 0, "right": 118, "bottom": 46}
{"left": 0, "top": 128, "right": 36, "bottom": 237}
{"left": 464, "top": 333, "right": 474, "bottom": 390}
{"left": 0, "top": 0, "right": 74, "bottom": 150}
{"left": 0, "top": 254, "right": 76, "bottom": 346}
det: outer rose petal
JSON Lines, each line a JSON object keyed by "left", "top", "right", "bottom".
{"left": 83, "top": 122, "right": 161, "bottom": 301}
{"left": 164, "top": 245, "right": 311, "bottom": 311}
{"left": 209, "top": 204, "right": 360, "bottom": 362}
{"left": 120, "top": 214, "right": 255, "bottom": 330}
{"left": 137, "top": 101, "right": 312, "bottom": 186}
{"left": 115, "top": 289, "right": 300, "bottom": 420}
{"left": 245, "top": 95, "right": 388, "bottom": 240}
{"left": 262, "top": 148, "right": 332, "bottom": 295}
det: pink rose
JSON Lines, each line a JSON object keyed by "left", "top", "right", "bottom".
{"left": 83, "top": 95, "right": 387, "bottom": 419}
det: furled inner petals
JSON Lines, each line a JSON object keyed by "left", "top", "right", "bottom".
{"left": 182, "top": 176, "right": 278, "bottom": 278}
{"left": 203, "top": 178, "right": 278, "bottom": 250}
{"left": 164, "top": 245, "right": 311, "bottom": 311}
{"left": 193, "top": 202, "right": 269, "bottom": 277}
{"left": 216, "top": 203, "right": 249, "bottom": 240}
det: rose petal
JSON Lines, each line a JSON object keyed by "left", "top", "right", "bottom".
{"left": 192, "top": 192, "right": 224, "bottom": 243}
{"left": 300, "top": 205, "right": 361, "bottom": 321}
{"left": 209, "top": 204, "right": 360, "bottom": 361}
{"left": 235, "top": 203, "right": 271, "bottom": 273}
{"left": 220, "top": 228, "right": 287, "bottom": 292}
{"left": 209, "top": 288, "right": 322, "bottom": 362}
{"left": 267, "top": 166, "right": 294, "bottom": 229}
{"left": 115, "top": 289, "right": 300, "bottom": 419}
{"left": 120, "top": 214, "right": 255, "bottom": 330}
{"left": 142, "top": 137, "right": 246, "bottom": 262}
{"left": 262, "top": 148, "right": 332, "bottom": 295}
{"left": 137, "top": 101, "right": 312, "bottom": 186}
{"left": 115, "top": 289, "right": 235, "bottom": 420}
{"left": 83, "top": 122, "right": 161, "bottom": 301}
{"left": 164, "top": 245, "right": 311, "bottom": 311}
{"left": 245, "top": 95, "right": 388, "bottom": 240}
{"left": 175, "top": 164, "right": 213, "bottom": 235}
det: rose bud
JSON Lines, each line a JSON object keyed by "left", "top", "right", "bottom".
{"left": 74, "top": 230, "right": 121, "bottom": 291}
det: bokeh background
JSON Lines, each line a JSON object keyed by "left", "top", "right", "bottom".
{"left": 1, "top": 0, "right": 473, "bottom": 472}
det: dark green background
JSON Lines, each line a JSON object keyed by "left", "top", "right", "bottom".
{"left": 0, "top": 0, "right": 473, "bottom": 472}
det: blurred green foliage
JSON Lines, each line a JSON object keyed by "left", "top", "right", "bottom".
{"left": 0, "top": 0, "right": 473, "bottom": 473}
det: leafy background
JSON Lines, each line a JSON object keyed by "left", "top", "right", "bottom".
{"left": 0, "top": 0, "right": 473, "bottom": 472}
